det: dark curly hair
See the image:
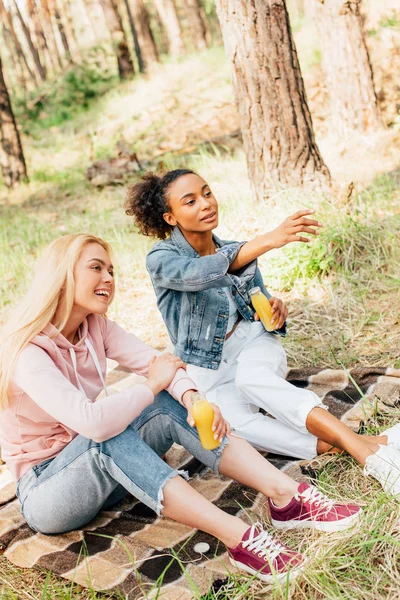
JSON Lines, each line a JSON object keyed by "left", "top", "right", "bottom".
{"left": 125, "top": 169, "right": 196, "bottom": 240}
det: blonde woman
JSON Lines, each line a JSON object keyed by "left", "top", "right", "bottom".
{"left": 0, "top": 234, "right": 362, "bottom": 584}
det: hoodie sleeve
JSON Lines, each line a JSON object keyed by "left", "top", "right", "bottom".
{"left": 103, "top": 319, "right": 197, "bottom": 403}
{"left": 13, "top": 344, "right": 155, "bottom": 443}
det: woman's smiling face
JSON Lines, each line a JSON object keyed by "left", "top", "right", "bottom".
{"left": 72, "top": 242, "right": 115, "bottom": 316}
{"left": 163, "top": 173, "right": 219, "bottom": 234}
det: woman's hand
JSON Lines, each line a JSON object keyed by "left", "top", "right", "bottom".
{"left": 182, "top": 391, "right": 231, "bottom": 442}
{"left": 267, "top": 209, "right": 322, "bottom": 249}
{"left": 269, "top": 297, "right": 288, "bottom": 329}
{"left": 211, "top": 403, "right": 231, "bottom": 442}
{"left": 145, "top": 353, "right": 186, "bottom": 396}
{"left": 254, "top": 297, "right": 288, "bottom": 330}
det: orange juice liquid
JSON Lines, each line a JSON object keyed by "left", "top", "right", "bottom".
{"left": 192, "top": 397, "right": 221, "bottom": 450}
{"left": 249, "top": 289, "right": 275, "bottom": 332}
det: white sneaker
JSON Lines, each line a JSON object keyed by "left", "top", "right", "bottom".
{"left": 364, "top": 445, "right": 400, "bottom": 497}
{"left": 382, "top": 423, "right": 400, "bottom": 451}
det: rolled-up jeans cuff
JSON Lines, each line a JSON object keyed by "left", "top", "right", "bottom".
{"left": 212, "top": 435, "right": 230, "bottom": 475}
{"left": 157, "top": 435, "right": 230, "bottom": 515}
{"left": 157, "top": 468, "right": 189, "bottom": 516}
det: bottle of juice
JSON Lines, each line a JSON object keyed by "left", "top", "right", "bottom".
{"left": 191, "top": 392, "right": 221, "bottom": 450}
{"left": 249, "top": 286, "right": 276, "bottom": 332}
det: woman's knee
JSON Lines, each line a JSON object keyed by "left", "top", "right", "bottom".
{"left": 23, "top": 503, "right": 92, "bottom": 534}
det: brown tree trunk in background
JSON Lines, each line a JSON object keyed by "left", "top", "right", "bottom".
{"left": 0, "top": 0, "right": 39, "bottom": 85}
{"left": 312, "top": 0, "right": 381, "bottom": 135}
{"left": 215, "top": 0, "right": 330, "bottom": 197}
{"left": 81, "top": 0, "right": 104, "bottom": 41}
{"left": 99, "top": 0, "right": 135, "bottom": 79}
{"left": 61, "top": 0, "right": 81, "bottom": 58}
{"left": 120, "top": 0, "right": 144, "bottom": 72}
{"left": 40, "top": 0, "right": 63, "bottom": 69}
{"left": 11, "top": 0, "right": 47, "bottom": 81}
{"left": 183, "top": 0, "right": 208, "bottom": 50}
{"left": 154, "top": 0, "right": 184, "bottom": 57}
{"left": 0, "top": 55, "right": 28, "bottom": 187}
{"left": 26, "top": 0, "right": 54, "bottom": 73}
{"left": 132, "top": 0, "right": 159, "bottom": 71}
{"left": 50, "top": 0, "right": 72, "bottom": 60}
{"left": 2, "top": 26, "right": 28, "bottom": 92}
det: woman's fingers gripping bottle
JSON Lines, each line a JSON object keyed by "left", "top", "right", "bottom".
{"left": 191, "top": 392, "right": 221, "bottom": 450}
{"left": 249, "top": 287, "right": 276, "bottom": 332}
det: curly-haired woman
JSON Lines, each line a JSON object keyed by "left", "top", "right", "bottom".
{"left": 126, "top": 169, "right": 400, "bottom": 499}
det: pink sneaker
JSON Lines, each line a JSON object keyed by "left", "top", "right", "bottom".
{"left": 269, "top": 482, "right": 362, "bottom": 532}
{"left": 227, "top": 523, "right": 304, "bottom": 583}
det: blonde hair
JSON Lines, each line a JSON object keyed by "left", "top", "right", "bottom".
{"left": 0, "top": 233, "right": 112, "bottom": 408}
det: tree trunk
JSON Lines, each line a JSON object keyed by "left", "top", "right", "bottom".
{"left": 60, "top": 0, "right": 81, "bottom": 58}
{"left": 131, "top": 0, "right": 159, "bottom": 71}
{"left": 0, "top": 55, "right": 28, "bottom": 187}
{"left": 50, "top": 0, "right": 72, "bottom": 60}
{"left": 99, "top": 0, "right": 135, "bottom": 79}
{"left": 215, "top": 0, "right": 330, "bottom": 197}
{"left": 2, "top": 21, "right": 28, "bottom": 91}
{"left": 0, "top": 0, "right": 39, "bottom": 85}
{"left": 11, "top": 0, "right": 47, "bottom": 81}
{"left": 40, "top": 0, "right": 63, "bottom": 69}
{"left": 312, "top": 0, "right": 381, "bottom": 135}
{"left": 81, "top": 0, "right": 104, "bottom": 41}
{"left": 154, "top": 0, "right": 184, "bottom": 57}
{"left": 182, "top": 0, "right": 208, "bottom": 50}
{"left": 26, "top": 0, "right": 55, "bottom": 73}
{"left": 121, "top": 0, "right": 144, "bottom": 72}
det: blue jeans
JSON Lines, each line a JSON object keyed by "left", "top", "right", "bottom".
{"left": 16, "top": 392, "right": 226, "bottom": 534}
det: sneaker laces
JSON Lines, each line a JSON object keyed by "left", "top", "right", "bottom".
{"left": 241, "top": 523, "right": 285, "bottom": 562}
{"left": 295, "top": 486, "right": 335, "bottom": 512}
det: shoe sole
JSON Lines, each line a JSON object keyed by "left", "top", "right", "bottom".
{"left": 228, "top": 557, "right": 303, "bottom": 583}
{"left": 271, "top": 509, "right": 362, "bottom": 532}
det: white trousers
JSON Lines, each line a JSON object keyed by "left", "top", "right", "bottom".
{"left": 187, "top": 321, "right": 324, "bottom": 460}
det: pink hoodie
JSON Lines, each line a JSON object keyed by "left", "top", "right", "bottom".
{"left": 1, "top": 314, "right": 196, "bottom": 481}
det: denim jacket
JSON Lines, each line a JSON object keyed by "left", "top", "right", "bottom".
{"left": 146, "top": 227, "right": 286, "bottom": 370}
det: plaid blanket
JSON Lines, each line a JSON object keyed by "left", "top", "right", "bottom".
{"left": 0, "top": 366, "right": 399, "bottom": 599}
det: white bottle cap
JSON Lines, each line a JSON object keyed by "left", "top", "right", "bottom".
{"left": 249, "top": 286, "right": 261, "bottom": 296}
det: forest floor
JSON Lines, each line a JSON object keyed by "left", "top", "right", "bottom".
{"left": 1, "top": 2, "right": 400, "bottom": 598}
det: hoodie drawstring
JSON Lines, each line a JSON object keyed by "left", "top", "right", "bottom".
{"left": 69, "top": 338, "right": 108, "bottom": 397}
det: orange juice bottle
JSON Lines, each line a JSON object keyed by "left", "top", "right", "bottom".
{"left": 191, "top": 392, "right": 221, "bottom": 450}
{"left": 249, "top": 287, "right": 275, "bottom": 332}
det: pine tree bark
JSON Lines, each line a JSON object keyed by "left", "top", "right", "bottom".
{"left": 2, "top": 19, "right": 28, "bottom": 90}
{"left": 0, "top": 0, "right": 38, "bottom": 85}
{"left": 40, "top": 0, "right": 63, "bottom": 69}
{"left": 11, "top": 0, "right": 47, "bottom": 81}
{"left": 215, "top": 0, "right": 330, "bottom": 197}
{"left": 154, "top": 0, "right": 184, "bottom": 57}
{"left": 50, "top": 0, "right": 72, "bottom": 60}
{"left": 183, "top": 0, "right": 208, "bottom": 50}
{"left": 81, "top": 0, "right": 104, "bottom": 41}
{"left": 312, "top": 0, "right": 381, "bottom": 135}
{"left": 60, "top": 0, "right": 81, "bottom": 58}
{"left": 26, "top": 0, "right": 55, "bottom": 73}
{"left": 99, "top": 0, "right": 135, "bottom": 79}
{"left": 0, "top": 55, "right": 28, "bottom": 187}
{"left": 120, "top": 0, "right": 144, "bottom": 72}
{"left": 131, "top": 0, "right": 159, "bottom": 71}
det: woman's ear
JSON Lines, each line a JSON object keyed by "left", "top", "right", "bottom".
{"left": 163, "top": 212, "right": 177, "bottom": 227}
